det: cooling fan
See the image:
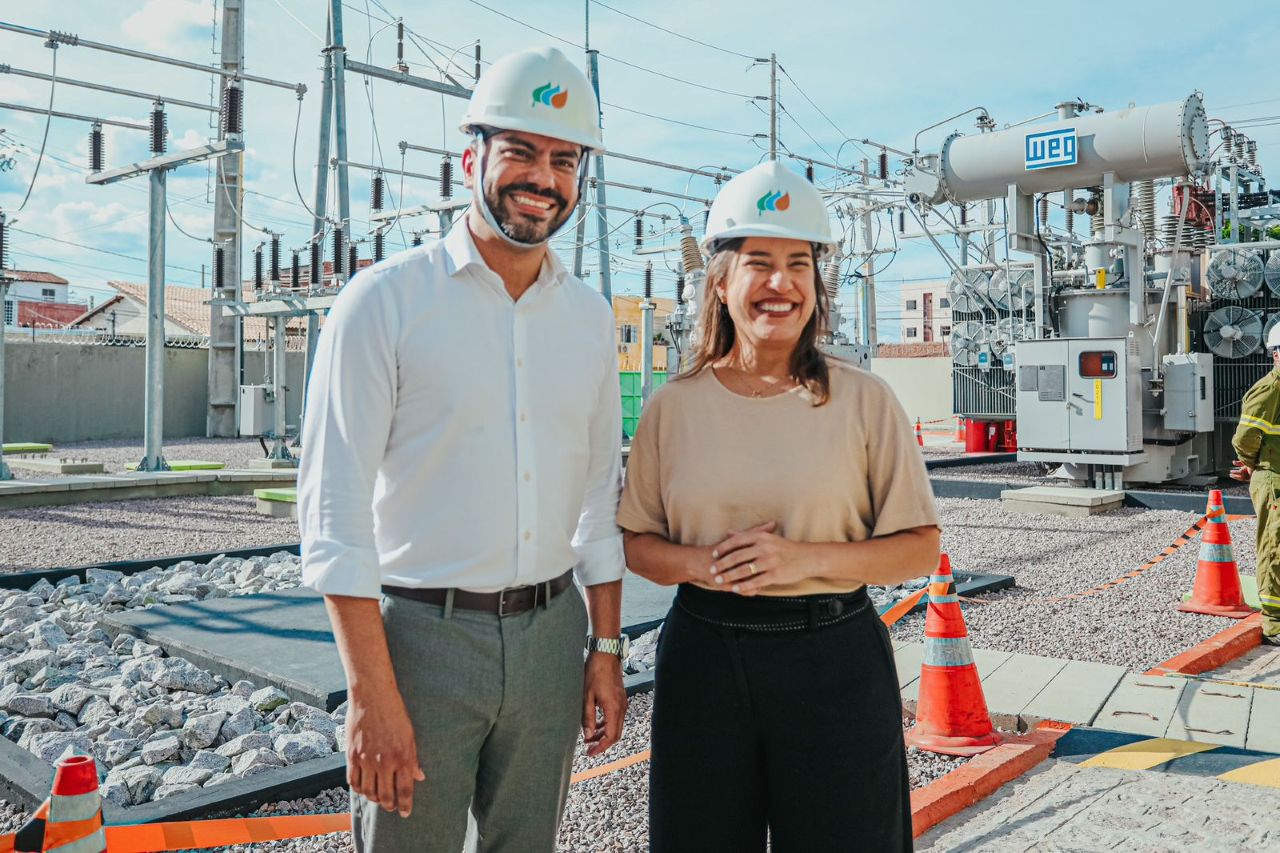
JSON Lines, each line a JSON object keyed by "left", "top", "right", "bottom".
{"left": 1203, "top": 305, "right": 1263, "bottom": 359}
{"left": 1207, "top": 249, "right": 1264, "bottom": 300}
{"left": 988, "top": 268, "right": 1035, "bottom": 312}
{"left": 991, "top": 317, "right": 1036, "bottom": 356}
{"left": 947, "top": 269, "right": 989, "bottom": 314}
{"left": 1265, "top": 251, "right": 1280, "bottom": 296}
{"left": 950, "top": 321, "right": 989, "bottom": 367}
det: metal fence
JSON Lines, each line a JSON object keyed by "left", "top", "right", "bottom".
{"left": 6, "top": 323, "right": 307, "bottom": 351}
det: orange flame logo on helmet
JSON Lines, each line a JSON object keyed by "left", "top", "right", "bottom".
{"left": 532, "top": 83, "right": 569, "bottom": 109}
{"left": 756, "top": 190, "right": 791, "bottom": 215}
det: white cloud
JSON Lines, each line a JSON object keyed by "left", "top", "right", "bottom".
{"left": 121, "top": 0, "right": 215, "bottom": 53}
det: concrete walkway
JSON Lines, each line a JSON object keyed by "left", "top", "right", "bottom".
{"left": 894, "top": 642, "right": 1279, "bottom": 751}
{"left": 916, "top": 758, "right": 1280, "bottom": 852}
{"left": 0, "top": 468, "right": 298, "bottom": 509}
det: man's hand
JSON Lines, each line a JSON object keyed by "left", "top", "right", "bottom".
{"left": 709, "top": 521, "right": 815, "bottom": 596}
{"left": 346, "top": 691, "right": 425, "bottom": 818}
{"left": 582, "top": 652, "right": 626, "bottom": 757}
{"left": 1231, "top": 459, "right": 1254, "bottom": 482}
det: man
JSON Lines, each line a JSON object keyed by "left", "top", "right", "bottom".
{"left": 1230, "top": 321, "right": 1280, "bottom": 646}
{"left": 298, "top": 46, "right": 629, "bottom": 851}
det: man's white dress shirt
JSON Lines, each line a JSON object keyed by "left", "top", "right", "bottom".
{"left": 298, "top": 223, "right": 625, "bottom": 598}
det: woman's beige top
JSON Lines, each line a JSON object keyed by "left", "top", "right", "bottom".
{"left": 617, "top": 361, "right": 940, "bottom": 596}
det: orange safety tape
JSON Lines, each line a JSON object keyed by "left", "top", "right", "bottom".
{"left": 39, "top": 814, "right": 103, "bottom": 850}
{"left": 879, "top": 586, "right": 929, "bottom": 628}
{"left": 0, "top": 814, "right": 350, "bottom": 853}
{"left": 570, "top": 749, "right": 652, "bottom": 784}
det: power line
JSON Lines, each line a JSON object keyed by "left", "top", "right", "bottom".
{"left": 13, "top": 227, "right": 206, "bottom": 275}
{"left": 588, "top": 1, "right": 755, "bottom": 60}
{"left": 777, "top": 65, "right": 874, "bottom": 164}
{"left": 602, "top": 100, "right": 757, "bottom": 138}
{"left": 461, "top": 0, "right": 757, "bottom": 100}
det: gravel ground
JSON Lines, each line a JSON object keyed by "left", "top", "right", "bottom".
{"left": 78, "top": 692, "right": 966, "bottom": 853}
{"left": 4, "top": 438, "right": 272, "bottom": 477}
{"left": 890, "top": 497, "right": 1257, "bottom": 671}
{"left": 0, "top": 496, "right": 300, "bottom": 572}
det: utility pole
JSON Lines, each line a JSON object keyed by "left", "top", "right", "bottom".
{"left": 862, "top": 203, "right": 878, "bottom": 351}
{"left": 330, "top": 0, "right": 351, "bottom": 255}
{"left": 207, "top": 0, "right": 243, "bottom": 437}
{"left": 586, "top": 50, "right": 612, "bottom": 303}
{"left": 769, "top": 53, "right": 777, "bottom": 162}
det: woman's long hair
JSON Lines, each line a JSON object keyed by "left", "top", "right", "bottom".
{"left": 677, "top": 237, "right": 831, "bottom": 405}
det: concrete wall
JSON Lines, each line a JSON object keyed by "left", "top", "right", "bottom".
{"left": 869, "top": 356, "right": 955, "bottom": 425}
{"left": 3, "top": 342, "right": 304, "bottom": 443}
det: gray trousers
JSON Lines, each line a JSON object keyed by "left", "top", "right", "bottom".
{"left": 352, "top": 584, "right": 588, "bottom": 853}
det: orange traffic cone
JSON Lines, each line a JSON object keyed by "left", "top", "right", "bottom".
{"left": 1178, "top": 489, "right": 1257, "bottom": 619}
{"left": 915, "top": 418, "right": 924, "bottom": 447}
{"left": 905, "top": 554, "right": 1002, "bottom": 756}
{"left": 955, "top": 417, "right": 965, "bottom": 443}
{"left": 12, "top": 754, "right": 105, "bottom": 853}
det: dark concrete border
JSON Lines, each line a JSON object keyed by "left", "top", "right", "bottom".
{"left": 1124, "top": 488, "right": 1253, "bottom": 516}
{"left": 0, "top": 478, "right": 295, "bottom": 511}
{"left": 2, "top": 543, "right": 302, "bottom": 591}
{"left": 928, "top": 478, "right": 1011, "bottom": 500}
{"left": 925, "top": 453, "right": 1018, "bottom": 471}
{"left": 0, "top": 728, "right": 56, "bottom": 809}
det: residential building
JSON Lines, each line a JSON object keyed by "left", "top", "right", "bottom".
{"left": 72, "top": 281, "right": 308, "bottom": 344}
{"left": 899, "top": 279, "right": 952, "bottom": 343}
{"left": 614, "top": 294, "right": 675, "bottom": 372}
{"left": 3, "top": 270, "right": 87, "bottom": 329}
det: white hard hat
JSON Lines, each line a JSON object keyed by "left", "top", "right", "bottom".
{"left": 460, "top": 46, "right": 603, "bottom": 152}
{"left": 701, "top": 160, "right": 836, "bottom": 259}
{"left": 1268, "top": 321, "right": 1280, "bottom": 350}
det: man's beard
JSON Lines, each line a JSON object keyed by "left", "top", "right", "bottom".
{"left": 485, "top": 180, "right": 573, "bottom": 244}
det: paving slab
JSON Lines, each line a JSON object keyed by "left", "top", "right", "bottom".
{"left": 1020, "top": 659, "right": 1127, "bottom": 726}
{"left": 978, "top": 652, "right": 1069, "bottom": 731}
{"left": 916, "top": 759, "right": 1280, "bottom": 852}
{"left": 1001, "top": 486, "right": 1126, "bottom": 507}
{"left": 1245, "top": 687, "right": 1280, "bottom": 753}
{"left": 894, "top": 643, "right": 925, "bottom": 690}
{"left": 1094, "top": 673, "right": 1188, "bottom": 737}
{"left": 4, "top": 457, "right": 105, "bottom": 474}
{"left": 1165, "top": 679, "right": 1254, "bottom": 748}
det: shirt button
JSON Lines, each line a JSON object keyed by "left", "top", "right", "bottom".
{"left": 520, "top": 413, "right": 528, "bottom": 423}
{"left": 523, "top": 531, "right": 532, "bottom": 541}
{"left": 524, "top": 472, "right": 532, "bottom": 481}
{"left": 516, "top": 358, "right": 524, "bottom": 368}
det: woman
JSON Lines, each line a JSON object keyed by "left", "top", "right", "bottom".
{"left": 618, "top": 160, "right": 940, "bottom": 852}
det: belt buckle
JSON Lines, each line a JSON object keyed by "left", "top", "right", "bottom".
{"left": 497, "top": 588, "right": 511, "bottom": 617}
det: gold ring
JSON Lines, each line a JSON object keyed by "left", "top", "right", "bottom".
{"left": 748, "top": 563, "right": 758, "bottom": 576}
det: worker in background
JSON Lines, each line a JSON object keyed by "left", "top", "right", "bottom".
{"left": 1230, "top": 321, "right": 1280, "bottom": 646}
{"left": 298, "top": 47, "right": 628, "bottom": 851}
{"left": 619, "top": 160, "right": 940, "bottom": 852}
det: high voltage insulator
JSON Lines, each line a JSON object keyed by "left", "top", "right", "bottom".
{"left": 371, "top": 172, "right": 385, "bottom": 211}
{"left": 221, "top": 81, "right": 243, "bottom": 136}
{"left": 675, "top": 274, "right": 685, "bottom": 306}
{"left": 269, "top": 235, "right": 281, "bottom": 283}
{"left": 440, "top": 157, "right": 453, "bottom": 200}
{"left": 643, "top": 262, "right": 653, "bottom": 299}
{"left": 213, "top": 245, "right": 225, "bottom": 289}
{"left": 374, "top": 230, "right": 385, "bottom": 262}
{"left": 253, "top": 245, "right": 264, "bottom": 291}
{"left": 959, "top": 205, "right": 968, "bottom": 226}
{"left": 474, "top": 43, "right": 482, "bottom": 81}
{"left": 878, "top": 151, "right": 888, "bottom": 181}
{"left": 332, "top": 228, "right": 345, "bottom": 281}
{"left": 310, "top": 240, "right": 322, "bottom": 289}
{"left": 634, "top": 215, "right": 644, "bottom": 249}
{"left": 805, "top": 163, "right": 815, "bottom": 183}
{"left": 822, "top": 256, "right": 841, "bottom": 304}
{"left": 88, "top": 122, "right": 104, "bottom": 173}
{"left": 149, "top": 100, "right": 166, "bottom": 155}
{"left": 411, "top": 232, "right": 423, "bottom": 247}
{"left": 679, "top": 232, "right": 703, "bottom": 275}
{"left": 395, "top": 21, "right": 408, "bottom": 73}
{"left": 348, "top": 242, "right": 358, "bottom": 281}
{"left": 0, "top": 212, "right": 8, "bottom": 272}
{"left": 898, "top": 210, "right": 906, "bottom": 233}
{"left": 1038, "top": 196, "right": 1049, "bottom": 228}
{"left": 1064, "top": 191, "right": 1074, "bottom": 233}
{"left": 291, "top": 250, "right": 301, "bottom": 289}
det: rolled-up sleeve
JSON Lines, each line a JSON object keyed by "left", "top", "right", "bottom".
{"left": 571, "top": 314, "right": 625, "bottom": 587}
{"left": 298, "top": 273, "right": 397, "bottom": 599}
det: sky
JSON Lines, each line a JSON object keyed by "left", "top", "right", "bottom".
{"left": 1, "top": 0, "right": 1278, "bottom": 340}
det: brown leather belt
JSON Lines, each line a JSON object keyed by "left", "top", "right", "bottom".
{"left": 382, "top": 569, "right": 574, "bottom": 617}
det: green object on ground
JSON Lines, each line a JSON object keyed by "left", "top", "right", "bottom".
{"left": 1182, "top": 574, "right": 1259, "bottom": 609}
{"left": 255, "top": 487, "right": 298, "bottom": 503}
{"left": 2, "top": 443, "right": 52, "bottom": 454}
{"left": 620, "top": 371, "right": 669, "bottom": 438}
{"left": 125, "top": 460, "right": 226, "bottom": 471}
